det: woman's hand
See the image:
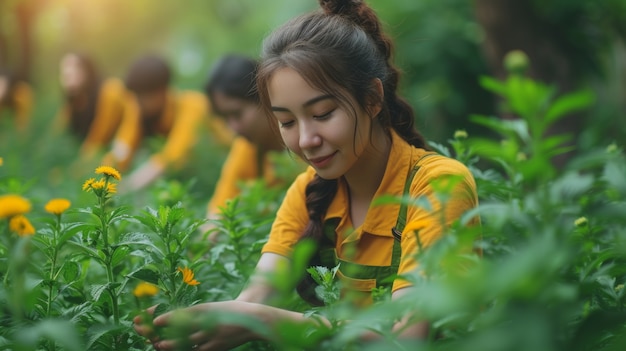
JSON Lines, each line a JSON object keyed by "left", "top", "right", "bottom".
{"left": 134, "top": 301, "right": 265, "bottom": 351}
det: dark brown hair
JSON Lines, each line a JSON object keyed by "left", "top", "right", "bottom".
{"left": 125, "top": 54, "right": 171, "bottom": 94}
{"left": 204, "top": 54, "right": 259, "bottom": 116}
{"left": 256, "top": 0, "right": 427, "bottom": 305}
{"left": 62, "top": 53, "right": 102, "bottom": 140}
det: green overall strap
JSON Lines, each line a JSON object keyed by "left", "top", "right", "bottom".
{"left": 319, "top": 151, "right": 438, "bottom": 285}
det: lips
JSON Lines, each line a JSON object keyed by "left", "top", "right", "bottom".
{"left": 307, "top": 152, "right": 336, "bottom": 168}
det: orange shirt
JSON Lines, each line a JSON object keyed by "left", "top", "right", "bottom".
{"left": 1, "top": 81, "right": 33, "bottom": 132}
{"left": 55, "top": 78, "right": 127, "bottom": 159}
{"left": 106, "top": 90, "right": 233, "bottom": 171}
{"left": 208, "top": 137, "right": 282, "bottom": 214}
{"left": 262, "top": 130, "right": 478, "bottom": 293}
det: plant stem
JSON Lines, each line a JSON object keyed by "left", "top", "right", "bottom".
{"left": 46, "top": 215, "right": 59, "bottom": 318}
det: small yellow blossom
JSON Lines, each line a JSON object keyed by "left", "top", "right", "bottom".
{"left": 402, "top": 219, "right": 433, "bottom": 236}
{"left": 82, "top": 178, "right": 96, "bottom": 192}
{"left": 574, "top": 217, "right": 588, "bottom": 228}
{"left": 178, "top": 267, "right": 200, "bottom": 286}
{"left": 616, "top": 284, "right": 624, "bottom": 293}
{"left": 133, "top": 282, "right": 159, "bottom": 298}
{"left": 95, "top": 166, "right": 121, "bottom": 181}
{"left": 454, "top": 130, "right": 468, "bottom": 139}
{"left": 0, "top": 194, "right": 32, "bottom": 219}
{"left": 91, "top": 179, "right": 107, "bottom": 190}
{"left": 44, "top": 198, "right": 71, "bottom": 215}
{"left": 107, "top": 183, "right": 117, "bottom": 194}
{"left": 0, "top": 157, "right": 3, "bottom": 166}
{"left": 9, "top": 215, "right": 35, "bottom": 236}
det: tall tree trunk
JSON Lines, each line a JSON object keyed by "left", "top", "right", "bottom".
{"left": 16, "top": 1, "right": 35, "bottom": 82}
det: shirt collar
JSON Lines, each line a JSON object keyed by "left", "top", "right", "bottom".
{"left": 324, "top": 130, "right": 416, "bottom": 241}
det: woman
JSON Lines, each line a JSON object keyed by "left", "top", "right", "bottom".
{"left": 54, "top": 52, "right": 128, "bottom": 161}
{"left": 135, "top": 0, "right": 478, "bottom": 349}
{"left": 0, "top": 68, "right": 33, "bottom": 133}
{"left": 203, "top": 54, "right": 294, "bottom": 235}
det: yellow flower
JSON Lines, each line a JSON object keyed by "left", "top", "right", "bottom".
{"left": 107, "top": 183, "right": 117, "bottom": 194}
{"left": 402, "top": 218, "right": 433, "bottom": 236}
{"left": 9, "top": 215, "right": 35, "bottom": 236}
{"left": 91, "top": 179, "right": 107, "bottom": 190}
{"left": 82, "top": 178, "right": 96, "bottom": 192}
{"left": 0, "top": 194, "right": 32, "bottom": 219}
{"left": 45, "top": 198, "right": 71, "bottom": 215}
{"left": 95, "top": 166, "right": 121, "bottom": 181}
{"left": 0, "top": 157, "right": 3, "bottom": 166}
{"left": 177, "top": 267, "right": 200, "bottom": 286}
{"left": 133, "top": 282, "right": 159, "bottom": 298}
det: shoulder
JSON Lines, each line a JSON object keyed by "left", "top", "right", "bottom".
{"left": 420, "top": 154, "right": 473, "bottom": 178}
{"left": 100, "top": 78, "right": 126, "bottom": 98}
{"left": 409, "top": 152, "right": 477, "bottom": 193}
{"left": 284, "top": 166, "right": 316, "bottom": 196}
{"left": 177, "top": 90, "right": 208, "bottom": 108}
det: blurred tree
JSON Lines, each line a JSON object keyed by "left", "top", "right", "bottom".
{"left": 473, "top": 0, "right": 626, "bottom": 164}
{"left": 0, "top": 0, "right": 42, "bottom": 82}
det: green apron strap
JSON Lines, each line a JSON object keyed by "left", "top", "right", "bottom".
{"left": 390, "top": 152, "right": 437, "bottom": 267}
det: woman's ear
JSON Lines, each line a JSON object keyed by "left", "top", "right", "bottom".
{"left": 367, "top": 78, "right": 384, "bottom": 118}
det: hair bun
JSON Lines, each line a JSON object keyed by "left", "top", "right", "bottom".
{"left": 318, "top": 0, "right": 360, "bottom": 16}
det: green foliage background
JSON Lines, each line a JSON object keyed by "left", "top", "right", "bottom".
{"left": 1, "top": 0, "right": 626, "bottom": 350}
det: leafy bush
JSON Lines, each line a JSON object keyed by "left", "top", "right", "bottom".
{"left": 0, "top": 68, "right": 625, "bottom": 350}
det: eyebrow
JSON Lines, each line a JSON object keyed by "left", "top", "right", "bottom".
{"left": 271, "top": 94, "right": 333, "bottom": 112}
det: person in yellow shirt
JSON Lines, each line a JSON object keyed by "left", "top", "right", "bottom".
{"left": 104, "top": 54, "right": 233, "bottom": 192}
{"left": 0, "top": 68, "right": 33, "bottom": 133}
{"left": 203, "top": 55, "right": 295, "bottom": 228}
{"left": 54, "top": 53, "right": 127, "bottom": 162}
{"left": 134, "top": 0, "right": 479, "bottom": 349}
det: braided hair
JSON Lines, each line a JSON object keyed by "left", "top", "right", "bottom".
{"left": 257, "top": 0, "right": 428, "bottom": 305}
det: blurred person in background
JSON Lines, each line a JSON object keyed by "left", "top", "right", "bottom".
{"left": 0, "top": 67, "right": 33, "bottom": 133}
{"left": 201, "top": 54, "right": 303, "bottom": 240}
{"left": 53, "top": 52, "right": 128, "bottom": 163}
{"left": 104, "top": 54, "right": 233, "bottom": 193}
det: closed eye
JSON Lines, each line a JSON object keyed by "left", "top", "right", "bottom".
{"left": 278, "top": 120, "right": 295, "bottom": 128}
{"left": 313, "top": 109, "right": 335, "bottom": 120}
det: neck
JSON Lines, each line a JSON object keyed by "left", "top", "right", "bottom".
{"left": 343, "top": 125, "right": 392, "bottom": 204}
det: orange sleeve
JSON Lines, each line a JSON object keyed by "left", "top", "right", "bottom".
{"left": 102, "top": 94, "right": 141, "bottom": 171}
{"left": 393, "top": 157, "right": 478, "bottom": 292}
{"left": 207, "top": 137, "right": 260, "bottom": 214}
{"left": 205, "top": 110, "right": 234, "bottom": 147}
{"left": 80, "top": 79, "right": 127, "bottom": 158}
{"left": 149, "top": 91, "right": 207, "bottom": 169}
{"left": 261, "top": 167, "right": 316, "bottom": 258}
{"left": 13, "top": 82, "right": 33, "bottom": 132}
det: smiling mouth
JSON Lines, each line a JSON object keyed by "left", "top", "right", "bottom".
{"left": 308, "top": 152, "right": 336, "bottom": 168}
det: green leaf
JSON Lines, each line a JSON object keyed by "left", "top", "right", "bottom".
{"left": 66, "top": 241, "right": 105, "bottom": 264}
{"left": 110, "top": 245, "right": 130, "bottom": 268}
{"left": 129, "top": 268, "right": 160, "bottom": 285}
{"left": 90, "top": 283, "right": 110, "bottom": 302}
{"left": 118, "top": 232, "right": 164, "bottom": 256}
{"left": 544, "top": 89, "right": 595, "bottom": 124}
{"left": 14, "top": 319, "right": 84, "bottom": 351}
{"left": 479, "top": 75, "right": 507, "bottom": 96}
{"left": 62, "top": 261, "right": 81, "bottom": 282}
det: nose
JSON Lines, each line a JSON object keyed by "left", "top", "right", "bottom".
{"left": 298, "top": 120, "right": 322, "bottom": 150}
{"left": 227, "top": 119, "right": 244, "bottom": 136}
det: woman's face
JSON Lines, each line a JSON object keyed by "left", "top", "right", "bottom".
{"left": 59, "top": 54, "right": 87, "bottom": 94}
{"left": 268, "top": 67, "right": 371, "bottom": 180}
{"left": 212, "top": 91, "right": 274, "bottom": 148}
